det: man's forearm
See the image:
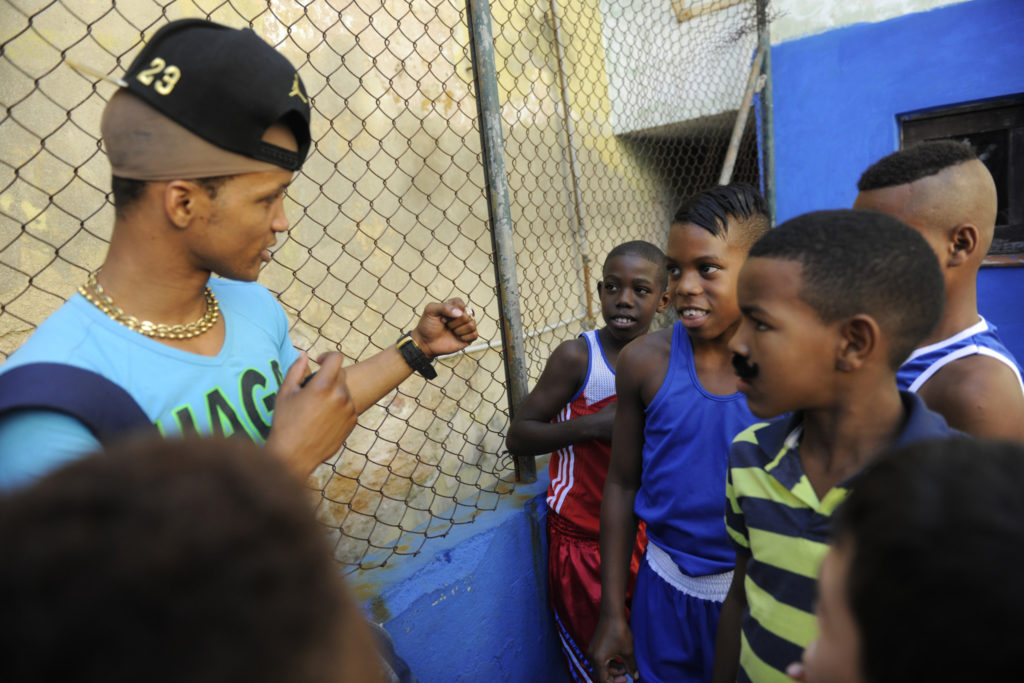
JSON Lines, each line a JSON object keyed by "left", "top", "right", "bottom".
{"left": 343, "top": 345, "right": 416, "bottom": 415}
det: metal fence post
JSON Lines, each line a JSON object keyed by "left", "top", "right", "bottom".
{"left": 757, "top": 0, "right": 777, "bottom": 226}
{"left": 466, "top": 0, "right": 536, "bottom": 483}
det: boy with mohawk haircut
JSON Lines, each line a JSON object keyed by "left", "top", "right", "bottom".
{"left": 507, "top": 240, "right": 670, "bottom": 683}
{"left": 589, "top": 184, "right": 769, "bottom": 683}
{"left": 854, "top": 140, "right": 1024, "bottom": 440}
{"left": 712, "top": 210, "right": 961, "bottom": 683}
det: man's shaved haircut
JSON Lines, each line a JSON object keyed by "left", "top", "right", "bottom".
{"left": 858, "top": 140, "right": 977, "bottom": 191}
{"left": 673, "top": 183, "right": 770, "bottom": 249}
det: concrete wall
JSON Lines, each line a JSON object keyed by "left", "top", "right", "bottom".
{"left": 599, "top": 0, "right": 757, "bottom": 135}
{"left": 770, "top": 0, "right": 1024, "bottom": 359}
{"left": 770, "top": 0, "right": 967, "bottom": 44}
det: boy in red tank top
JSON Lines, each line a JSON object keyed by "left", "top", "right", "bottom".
{"left": 506, "top": 241, "right": 669, "bottom": 682}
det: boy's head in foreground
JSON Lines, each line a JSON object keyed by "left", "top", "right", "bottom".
{"left": 730, "top": 209, "right": 944, "bottom": 418}
{"left": 667, "top": 183, "right": 770, "bottom": 341}
{"left": 797, "top": 439, "right": 1024, "bottom": 683}
{"left": 598, "top": 240, "right": 670, "bottom": 343}
{"left": 854, "top": 140, "right": 996, "bottom": 277}
{"left": 0, "top": 437, "right": 382, "bottom": 683}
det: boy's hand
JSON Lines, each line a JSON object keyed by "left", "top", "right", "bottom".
{"left": 267, "top": 351, "right": 357, "bottom": 478}
{"left": 589, "top": 615, "right": 639, "bottom": 682}
{"left": 410, "top": 298, "right": 478, "bottom": 358}
{"left": 786, "top": 662, "right": 808, "bottom": 681}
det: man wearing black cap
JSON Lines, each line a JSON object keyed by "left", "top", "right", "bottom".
{"left": 0, "top": 19, "right": 478, "bottom": 488}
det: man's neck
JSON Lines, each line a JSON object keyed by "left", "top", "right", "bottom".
{"left": 922, "top": 277, "right": 980, "bottom": 345}
{"left": 96, "top": 223, "right": 212, "bottom": 326}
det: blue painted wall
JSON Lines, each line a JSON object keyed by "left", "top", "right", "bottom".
{"left": 771, "top": 0, "right": 1024, "bottom": 359}
{"left": 350, "top": 477, "right": 572, "bottom": 683}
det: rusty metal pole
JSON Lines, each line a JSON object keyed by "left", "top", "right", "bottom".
{"left": 548, "top": 0, "right": 595, "bottom": 329}
{"left": 466, "top": 0, "right": 535, "bottom": 482}
{"left": 719, "top": 46, "right": 765, "bottom": 186}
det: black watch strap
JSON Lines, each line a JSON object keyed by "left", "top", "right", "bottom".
{"left": 396, "top": 332, "right": 437, "bottom": 379}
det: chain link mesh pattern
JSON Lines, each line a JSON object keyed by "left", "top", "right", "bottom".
{"left": 0, "top": 0, "right": 766, "bottom": 573}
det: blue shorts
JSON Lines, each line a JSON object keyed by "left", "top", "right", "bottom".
{"left": 630, "top": 546, "right": 728, "bottom": 683}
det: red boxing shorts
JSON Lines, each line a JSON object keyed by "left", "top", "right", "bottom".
{"left": 547, "top": 510, "right": 647, "bottom": 683}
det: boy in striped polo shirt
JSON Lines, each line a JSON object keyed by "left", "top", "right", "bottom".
{"left": 711, "top": 210, "right": 962, "bottom": 683}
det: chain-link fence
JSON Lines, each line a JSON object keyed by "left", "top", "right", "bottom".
{"left": 0, "top": 0, "right": 768, "bottom": 573}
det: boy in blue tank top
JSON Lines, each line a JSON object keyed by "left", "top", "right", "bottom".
{"left": 854, "top": 141, "right": 1024, "bottom": 441}
{"left": 589, "top": 185, "right": 770, "bottom": 683}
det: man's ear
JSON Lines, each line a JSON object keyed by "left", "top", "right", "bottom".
{"left": 836, "top": 314, "right": 880, "bottom": 372}
{"left": 949, "top": 223, "right": 979, "bottom": 267}
{"left": 164, "top": 180, "right": 204, "bottom": 230}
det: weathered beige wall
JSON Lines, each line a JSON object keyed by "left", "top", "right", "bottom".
{"left": 601, "top": 0, "right": 759, "bottom": 134}
{"left": 0, "top": 0, "right": 736, "bottom": 569}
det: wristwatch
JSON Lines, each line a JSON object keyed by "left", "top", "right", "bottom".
{"left": 396, "top": 332, "right": 437, "bottom": 379}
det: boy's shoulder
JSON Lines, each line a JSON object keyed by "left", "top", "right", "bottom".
{"left": 547, "top": 334, "right": 591, "bottom": 368}
{"left": 894, "top": 390, "right": 964, "bottom": 443}
{"left": 616, "top": 326, "right": 673, "bottom": 380}
{"left": 621, "top": 326, "right": 673, "bottom": 360}
{"left": 729, "top": 415, "right": 793, "bottom": 470}
{"left": 531, "top": 334, "right": 594, "bottom": 397}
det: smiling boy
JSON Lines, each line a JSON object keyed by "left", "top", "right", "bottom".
{"left": 712, "top": 209, "right": 960, "bottom": 683}
{"left": 589, "top": 185, "right": 769, "bottom": 683}
{"left": 507, "top": 240, "right": 669, "bottom": 682}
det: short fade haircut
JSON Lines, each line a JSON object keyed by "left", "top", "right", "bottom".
{"left": 832, "top": 439, "right": 1024, "bottom": 683}
{"left": 604, "top": 240, "right": 668, "bottom": 290}
{"left": 110, "top": 175, "right": 233, "bottom": 217}
{"left": 0, "top": 436, "right": 378, "bottom": 683}
{"left": 748, "top": 209, "right": 944, "bottom": 368}
{"left": 857, "top": 140, "right": 977, "bottom": 191}
{"left": 672, "top": 183, "right": 770, "bottom": 249}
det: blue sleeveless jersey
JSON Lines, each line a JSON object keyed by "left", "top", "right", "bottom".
{"left": 898, "top": 317, "right": 1023, "bottom": 395}
{"left": 634, "top": 322, "right": 761, "bottom": 577}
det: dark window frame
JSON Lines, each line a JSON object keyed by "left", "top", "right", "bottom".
{"left": 899, "top": 94, "right": 1024, "bottom": 267}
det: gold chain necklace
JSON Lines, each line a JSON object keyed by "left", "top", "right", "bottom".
{"left": 78, "top": 272, "right": 220, "bottom": 340}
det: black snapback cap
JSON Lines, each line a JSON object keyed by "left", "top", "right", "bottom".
{"left": 122, "top": 19, "right": 311, "bottom": 170}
